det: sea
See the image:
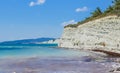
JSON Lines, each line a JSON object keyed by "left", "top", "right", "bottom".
{"left": 0, "top": 44, "right": 90, "bottom": 58}
{"left": 0, "top": 44, "right": 117, "bottom": 73}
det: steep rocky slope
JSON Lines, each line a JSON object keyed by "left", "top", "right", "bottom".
{"left": 59, "top": 15, "right": 120, "bottom": 53}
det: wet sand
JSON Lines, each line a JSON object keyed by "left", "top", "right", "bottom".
{"left": 0, "top": 56, "right": 117, "bottom": 73}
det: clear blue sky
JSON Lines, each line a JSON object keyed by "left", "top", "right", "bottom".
{"left": 0, "top": 0, "right": 113, "bottom": 42}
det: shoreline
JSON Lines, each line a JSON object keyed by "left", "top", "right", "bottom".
{"left": 57, "top": 47, "right": 120, "bottom": 63}
{"left": 58, "top": 46, "right": 120, "bottom": 57}
{"left": 92, "top": 49, "right": 120, "bottom": 57}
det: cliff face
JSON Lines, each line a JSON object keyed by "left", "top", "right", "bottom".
{"left": 59, "top": 15, "right": 120, "bottom": 53}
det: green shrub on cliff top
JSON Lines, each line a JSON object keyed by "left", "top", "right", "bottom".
{"left": 104, "top": 6, "right": 113, "bottom": 14}
{"left": 64, "top": 0, "right": 120, "bottom": 28}
{"left": 91, "top": 7, "right": 103, "bottom": 17}
{"left": 112, "top": 0, "right": 120, "bottom": 15}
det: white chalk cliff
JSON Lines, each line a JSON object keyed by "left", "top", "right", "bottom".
{"left": 59, "top": 15, "right": 120, "bottom": 53}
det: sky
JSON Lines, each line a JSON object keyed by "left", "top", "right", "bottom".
{"left": 0, "top": 0, "right": 113, "bottom": 42}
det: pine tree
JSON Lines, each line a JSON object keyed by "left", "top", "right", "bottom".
{"left": 91, "top": 7, "right": 102, "bottom": 17}
{"left": 104, "top": 6, "right": 113, "bottom": 14}
{"left": 112, "top": 0, "right": 120, "bottom": 15}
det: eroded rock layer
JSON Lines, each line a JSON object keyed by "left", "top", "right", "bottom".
{"left": 59, "top": 15, "right": 120, "bottom": 53}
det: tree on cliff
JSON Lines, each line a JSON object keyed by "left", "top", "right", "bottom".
{"left": 64, "top": 0, "right": 120, "bottom": 28}
{"left": 104, "top": 6, "right": 113, "bottom": 14}
{"left": 91, "top": 7, "right": 103, "bottom": 17}
{"left": 112, "top": 0, "right": 120, "bottom": 15}
{"left": 113, "top": 0, "right": 120, "bottom": 10}
{"left": 113, "top": 0, "right": 120, "bottom": 15}
{"left": 103, "top": 0, "right": 120, "bottom": 15}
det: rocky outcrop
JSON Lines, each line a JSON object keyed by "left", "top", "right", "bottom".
{"left": 41, "top": 39, "right": 60, "bottom": 44}
{"left": 59, "top": 15, "right": 120, "bottom": 53}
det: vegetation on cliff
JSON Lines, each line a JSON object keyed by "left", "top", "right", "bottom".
{"left": 65, "top": 0, "right": 120, "bottom": 28}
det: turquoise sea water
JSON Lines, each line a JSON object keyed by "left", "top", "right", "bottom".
{"left": 0, "top": 44, "right": 114, "bottom": 73}
{"left": 0, "top": 44, "right": 89, "bottom": 58}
